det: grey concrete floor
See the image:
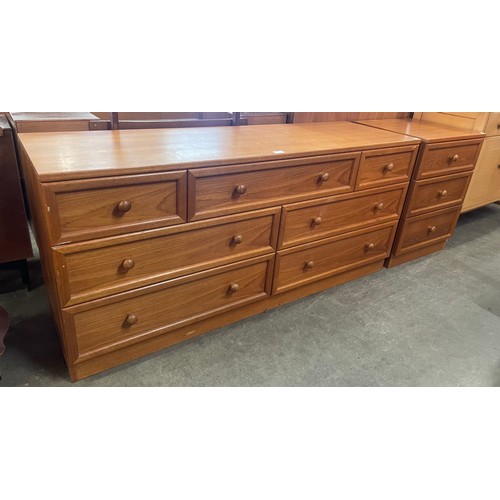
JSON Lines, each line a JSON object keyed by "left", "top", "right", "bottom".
{"left": 1, "top": 205, "right": 499, "bottom": 386}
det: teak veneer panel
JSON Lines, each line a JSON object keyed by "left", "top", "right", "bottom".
{"left": 279, "top": 184, "right": 407, "bottom": 249}
{"left": 393, "top": 206, "right": 462, "bottom": 256}
{"left": 20, "top": 122, "right": 422, "bottom": 381}
{"left": 65, "top": 255, "right": 275, "bottom": 359}
{"left": 356, "top": 145, "right": 419, "bottom": 190}
{"left": 18, "top": 122, "right": 420, "bottom": 182}
{"left": 406, "top": 173, "right": 472, "bottom": 217}
{"left": 355, "top": 119, "right": 486, "bottom": 144}
{"left": 54, "top": 208, "right": 280, "bottom": 306}
{"left": 274, "top": 222, "right": 397, "bottom": 294}
{"left": 43, "top": 172, "right": 187, "bottom": 244}
{"left": 354, "top": 118, "right": 484, "bottom": 268}
{"left": 187, "top": 153, "right": 360, "bottom": 220}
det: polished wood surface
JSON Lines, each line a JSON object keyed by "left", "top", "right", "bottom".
{"left": 43, "top": 172, "right": 187, "bottom": 244}
{"left": 0, "top": 116, "right": 33, "bottom": 264}
{"left": 188, "top": 153, "right": 360, "bottom": 221}
{"left": 279, "top": 184, "right": 407, "bottom": 248}
{"left": 415, "top": 139, "right": 482, "bottom": 179}
{"left": 406, "top": 173, "right": 472, "bottom": 217}
{"left": 21, "top": 122, "right": 422, "bottom": 380}
{"left": 393, "top": 206, "right": 461, "bottom": 256}
{"left": 274, "top": 222, "right": 397, "bottom": 294}
{"left": 354, "top": 118, "right": 483, "bottom": 268}
{"left": 18, "top": 122, "right": 420, "bottom": 182}
{"left": 54, "top": 208, "right": 280, "bottom": 306}
{"left": 356, "top": 119, "right": 486, "bottom": 143}
{"left": 356, "top": 145, "right": 419, "bottom": 190}
{"left": 65, "top": 255, "right": 274, "bottom": 358}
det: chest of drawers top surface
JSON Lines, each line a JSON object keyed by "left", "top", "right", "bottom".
{"left": 18, "top": 121, "right": 420, "bottom": 182}
{"left": 355, "top": 119, "right": 485, "bottom": 143}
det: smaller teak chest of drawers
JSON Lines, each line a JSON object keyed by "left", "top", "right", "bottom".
{"left": 355, "top": 119, "right": 484, "bottom": 267}
{"left": 20, "top": 122, "right": 422, "bottom": 380}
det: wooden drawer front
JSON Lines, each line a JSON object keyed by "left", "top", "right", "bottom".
{"left": 416, "top": 140, "right": 482, "bottom": 179}
{"left": 484, "top": 113, "right": 500, "bottom": 137}
{"left": 188, "top": 153, "right": 360, "bottom": 220}
{"left": 274, "top": 223, "right": 396, "bottom": 293}
{"left": 44, "top": 172, "right": 187, "bottom": 244}
{"left": 55, "top": 208, "right": 279, "bottom": 306}
{"left": 406, "top": 173, "right": 471, "bottom": 217}
{"left": 67, "top": 256, "right": 273, "bottom": 356}
{"left": 356, "top": 145, "right": 418, "bottom": 190}
{"left": 280, "top": 184, "right": 407, "bottom": 249}
{"left": 394, "top": 206, "right": 461, "bottom": 256}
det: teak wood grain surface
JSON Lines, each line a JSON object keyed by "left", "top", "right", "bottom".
{"left": 354, "top": 118, "right": 484, "bottom": 267}
{"left": 18, "top": 122, "right": 420, "bottom": 182}
{"left": 21, "top": 121, "right": 425, "bottom": 380}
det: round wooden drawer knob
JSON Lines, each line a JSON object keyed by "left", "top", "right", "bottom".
{"left": 319, "top": 173, "right": 330, "bottom": 183}
{"left": 428, "top": 225, "right": 437, "bottom": 233}
{"left": 232, "top": 234, "right": 243, "bottom": 245}
{"left": 125, "top": 313, "right": 138, "bottom": 326}
{"left": 438, "top": 189, "right": 448, "bottom": 198}
{"left": 235, "top": 185, "right": 247, "bottom": 195}
{"left": 375, "top": 202, "right": 385, "bottom": 211}
{"left": 228, "top": 283, "right": 240, "bottom": 293}
{"left": 384, "top": 162, "right": 394, "bottom": 172}
{"left": 451, "top": 154, "right": 459, "bottom": 162}
{"left": 312, "top": 216, "right": 322, "bottom": 226}
{"left": 117, "top": 200, "right": 132, "bottom": 213}
{"left": 304, "top": 260, "right": 315, "bottom": 270}
{"left": 121, "top": 258, "right": 135, "bottom": 270}
{"left": 365, "top": 243, "right": 375, "bottom": 251}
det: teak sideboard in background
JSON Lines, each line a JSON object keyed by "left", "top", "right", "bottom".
{"left": 19, "top": 122, "right": 424, "bottom": 380}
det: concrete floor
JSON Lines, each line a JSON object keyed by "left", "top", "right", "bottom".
{"left": 1, "top": 204, "right": 499, "bottom": 386}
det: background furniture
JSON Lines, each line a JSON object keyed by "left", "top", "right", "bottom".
{"left": 7, "top": 112, "right": 99, "bottom": 133}
{"left": 292, "top": 112, "right": 411, "bottom": 123}
{"left": 413, "top": 112, "right": 500, "bottom": 212}
{"left": 355, "top": 119, "right": 484, "bottom": 267}
{"left": 20, "top": 122, "right": 420, "bottom": 380}
{"left": 0, "top": 115, "right": 32, "bottom": 286}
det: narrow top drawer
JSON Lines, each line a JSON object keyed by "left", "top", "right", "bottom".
{"left": 356, "top": 145, "right": 418, "bottom": 190}
{"left": 415, "top": 139, "right": 482, "bottom": 179}
{"left": 187, "top": 153, "right": 360, "bottom": 221}
{"left": 43, "top": 172, "right": 187, "bottom": 245}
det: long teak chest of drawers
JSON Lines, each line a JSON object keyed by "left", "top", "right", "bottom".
{"left": 355, "top": 119, "right": 484, "bottom": 267}
{"left": 19, "top": 122, "right": 421, "bottom": 380}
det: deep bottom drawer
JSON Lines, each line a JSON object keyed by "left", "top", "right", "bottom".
{"left": 393, "top": 206, "right": 461, "bottom": 256}
{"left": 64, "top": 255, "right": 274, "bottom": 357}
{"left": 273, "top": 222, "right": 397, "bottom": 293}
{"left": 55, "top": 208, "right": 279, "bottom": 306}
